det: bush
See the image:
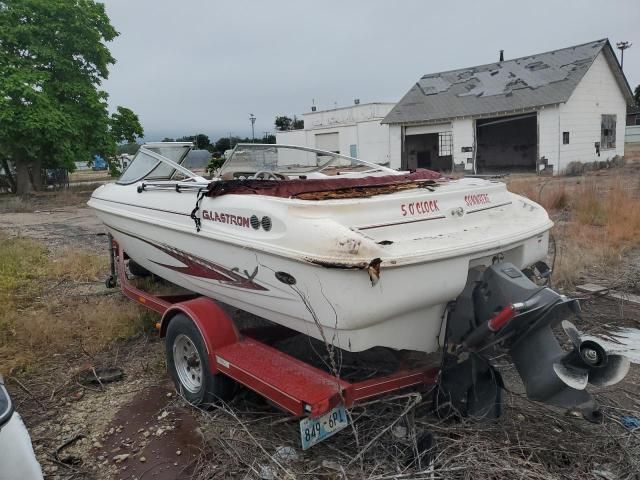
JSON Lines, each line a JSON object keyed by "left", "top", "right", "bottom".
{"left": 565, "top": 161, "right": 584, "bottom": 176}
{"left": 563, "top": 156, "right": 626, "bottom": 176}
{"left": 207, "top": 157, "right": 225, "bottom": 177}
{"left": 610, "top": 155, "right": 626, "bottom": 168}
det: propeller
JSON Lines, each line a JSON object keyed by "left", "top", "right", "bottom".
{"left": 552, "top": 320, "right": 630, "bottom": 390}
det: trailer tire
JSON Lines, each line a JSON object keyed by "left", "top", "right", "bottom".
{"left": 165, "top": 314, "right": 236, "bottom": 405}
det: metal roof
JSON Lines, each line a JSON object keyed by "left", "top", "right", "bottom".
{"left": 383, "top": 39, "right": 635, "bottom": 125}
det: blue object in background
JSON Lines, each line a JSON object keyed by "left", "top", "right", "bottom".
{"left": 92, "top": 155, "right": 107, "bottom": 170}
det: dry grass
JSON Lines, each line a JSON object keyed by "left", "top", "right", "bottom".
{"left": 0, "top": 234, "right": 154, "bottom": 373}
{"left": 69, "top": 169, "right": 111, "bottom": 183}
{"left": 0, "top": 236, "right": 48, "bottom": 299}
{"left": 508, "top": 177, "right": 569, "bottom": 211}
{"left": 509, "top": 171, "right": 640, "bottom": 289}
{"left": 50, "top": 248, "right": 109, "bottom": 282}
{"left": 188, "top": 385, "right": 640, "bottom": 480}
{"left": 0, "top": 299, "right": 150, "bottom": 371}
{"left": 0, "top": 195, "right": 36, "bottom": 213}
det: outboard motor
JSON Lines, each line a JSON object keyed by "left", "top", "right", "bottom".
{"left": 439, "top": 262, "right": 630, "bottom": 421}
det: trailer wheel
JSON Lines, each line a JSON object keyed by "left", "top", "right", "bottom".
{"left": 166, "top": 314, "right": 236, "bottom": 405}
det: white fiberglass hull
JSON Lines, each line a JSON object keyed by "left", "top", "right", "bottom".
{"left": 89, "top": 177, "right": 551, "bottom": 353}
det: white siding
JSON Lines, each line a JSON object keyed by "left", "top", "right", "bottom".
{"left": 452, "top": 119, "right": 474, "bottom": 170}
{"left": 554, "top": 52, "right": 627, "bottom": 171}
{"left": 389, "top": 125, "right": 402, "bottom": 169}
{"left": 273, "top": 130, "right": 311, "bottom": 166}
{"left": 303, "top": 103, "right": 395, "bottom": 129}
{"left": 537, "top": 105, "right": 561, "bottom": 170}
{"left": 357, "top": 120, "right": 391, "bottom": 164}
{"left": 276, "top": 103, "right": 394, "bottom": 166}
{"left": 275, "top": 129, "right": 307, "bottom": 147}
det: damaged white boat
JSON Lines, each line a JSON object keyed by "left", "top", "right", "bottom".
{"left": 89, "top": 143, "right": 550, "bottom": 353}
{"left": 90, "top": 142, "right": 630, "bottom": 419}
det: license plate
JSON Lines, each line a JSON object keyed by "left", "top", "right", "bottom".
{"left": 299, "top": 404, "right": 348, "bottom": 450}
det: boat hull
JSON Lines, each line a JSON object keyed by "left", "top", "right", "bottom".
{"left": 93, "top": 205, "right": 549, "bottom": 353}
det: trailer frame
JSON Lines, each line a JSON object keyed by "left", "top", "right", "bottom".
{"left": 107, "top": 235, "right": 439, "bottom": 420}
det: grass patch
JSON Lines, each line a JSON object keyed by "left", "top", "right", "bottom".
{"left": 573, "top": 179, "right": 607, "bottom": 226}
{"left": 510, "top": 173, "right": 640, "bottom": 289}
{"left": 0, "top": 236, "right": 48, "bottom": 296}
{"left": 508, "top": 178, "right": 569, "bottom": 212}
{"left": 0, "top": 299, "right": 154, "bottom": 372}
{"left": 0, "top": 234, "right": 155, "bottom": 373}
{"left": 0, "top": 195, "right": 36, "bottom": 213}
{"left": 50, "top": 249, "right": 109, "bottom": 282}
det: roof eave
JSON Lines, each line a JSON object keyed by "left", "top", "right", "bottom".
{"left": 381, "top": 103, "right": 562, "bottom": 125}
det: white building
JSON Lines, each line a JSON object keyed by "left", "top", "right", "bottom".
{"left": 383, "top": 39, "right": 635, "bottom": 174}
{"left": 276, "top": 102, "right": 395, "bottom": 165}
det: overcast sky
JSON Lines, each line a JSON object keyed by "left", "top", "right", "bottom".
{"left": 101, "top": 0, "right": 640, "bottom": 142}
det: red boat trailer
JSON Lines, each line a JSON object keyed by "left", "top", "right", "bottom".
{"left": 108, "top": 238, "right": 439, "bottom": 419}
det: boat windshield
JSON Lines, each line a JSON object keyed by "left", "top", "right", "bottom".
{"left": 117, "top": 143, "right": 192, "bottom": 184}
{"left": 218, "top": 144, "right": 398, "bottom": 179}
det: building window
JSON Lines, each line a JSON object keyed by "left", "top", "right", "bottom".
{"left": 438, "top": 132, "right": 452, "bottom": 157}
{"left": 601, "top": 114, "right": 616, "bottom": 150}
{"left": 562, "top": 132, "right": 570, "bottom": 145}
{"left": 349, "top": 144, "right": 358, "bottom": 158}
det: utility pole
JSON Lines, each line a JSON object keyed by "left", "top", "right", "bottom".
{"left": 616, "top": 41, "right": 632, "bottom": 69}
{"left": 249, "top": 114, "right": 256, "bottom": 142}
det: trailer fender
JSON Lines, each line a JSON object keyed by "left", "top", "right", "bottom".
{"left": 159, "top": 297, "right": 240, "bottom": 374}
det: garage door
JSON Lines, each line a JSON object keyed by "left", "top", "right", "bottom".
{"left": 315, "top": 133, "right": 339, "bottom": 153}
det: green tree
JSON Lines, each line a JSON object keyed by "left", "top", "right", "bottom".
{"left": 214, "top": 136, "right": 246, "bottom": 153}
{"left": 207, "top": 157, "right": 225, "bottom": 177}
{"left": 110, "top": 107, "right": 144, "bottom": 144}
{"left": 215, "top": 137, "right": 231, "bottom": 153}
{"left": 0, "top": 0, "right": 143, "bottom": 194}
{"left": 292, "top": 115, "right": 304, "bottom": 130}
{"left": 634, "top": 84, "right": 640, "bottom": 105}
{"left": 196, "top": 133, "right": 211, "bottom": 150}
{"left": 177, "top": 134, "right": 211, "bottom": 150}
{"left": 275, "top": 116, "right": 292, "bottom": 131}
{"left": 162, "top": 137, "right": 175, "bottom": 142}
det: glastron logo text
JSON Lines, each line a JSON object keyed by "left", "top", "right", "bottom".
{"left": 202, "top": 210, "right": 250, "bottom": 228}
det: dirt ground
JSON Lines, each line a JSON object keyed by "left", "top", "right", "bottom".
{"left": 1, "top": 176, "right": 639, "bottom": 480}
{"left": 0, "top": 205, "right": 106, "bottom": 251}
